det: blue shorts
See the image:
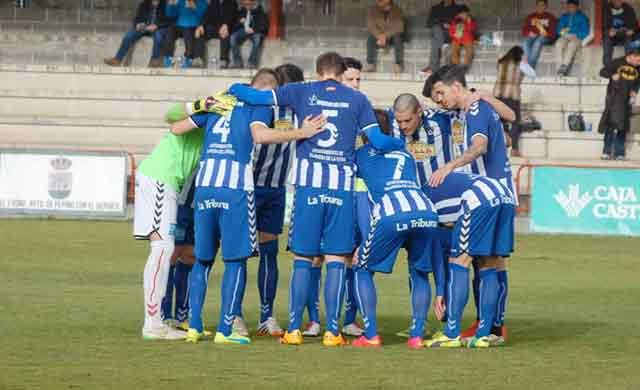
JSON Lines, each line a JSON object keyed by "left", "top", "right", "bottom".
{"left": 254, "top": 186, "right": 286, "bottom": 235}
{"left": 194, "top": 187, "right": 257, "bottom": 262}
{"left": 451, "top": 203, "right": 515, "bottom": 258}
{"left": 358, "top": 210, "right": 441, "bottom": 274}
{"left": 288, "top": 186, "right": 355, "bottom": 257}
{"left": 174, "top": 205, "right": 195, "bottom": 246}
{"left": 354, "top": 190, "right": 372, "bottom": 247}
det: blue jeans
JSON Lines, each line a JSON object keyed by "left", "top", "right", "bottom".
{"left": 522, "top": 36, "right": 551, "bottom": 69}
{"left": 115, "top": 28, "right": 167, "bottom": 61}
{"left": 230, "top": 30, "right": 264, "bottom": 66}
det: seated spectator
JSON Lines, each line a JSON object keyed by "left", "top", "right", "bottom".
{"left": 421, "top": 0, "right": 469, "bottom": 75}
{"left": 494, "top": 46, "right": 525, "bottom": 157}
{"left": 603, "top": 0, "right": 637, "bottom": 66}
{"left": 521, "top": 0, "right": 557, "bottom": 69}
{"left": 229, "top": 0, "right": 268, "bottom": 69}
{"left": 194, "top": 0, "right": 238, "bottom": 69}
{"left": 555, "top": 0, "right": 589, "bottom": 76}
{"left": 449, "top": 9, "right": 476, "bottom": 68}
{"left": 104, "top": 0, "right": 170, "bottom": 68}
{"left": 161, "top": 0, "right": 208, "bottom": 69}
{"left": 598, "top": 42, "right": 640, "bottom": 160}
{"left": 364, "top": 0, "right": 405, "bottom": 74}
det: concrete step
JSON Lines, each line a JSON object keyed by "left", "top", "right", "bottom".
{"left": 519, "top": 130, "right": 640, "bottom": 161}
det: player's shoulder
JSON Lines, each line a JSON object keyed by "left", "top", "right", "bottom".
{"left": 468, "top": 99, "right": 495, "bottom": 118}
{"left": 423, "top": 106, "right": 452, "bottom": 119}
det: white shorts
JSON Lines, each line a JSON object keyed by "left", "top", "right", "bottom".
{"left": 133, "top": 172, "right": 178, "bottom": 240}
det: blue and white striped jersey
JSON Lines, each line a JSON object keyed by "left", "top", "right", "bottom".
{"left": 273, "top": 79, "right": 378, "bottom": 191}
{"left": 389, "top": 107, "right": 455, "bottom": 187}
{"left": 190, "top": 103, "right": 272, "bottom": 192}
{"left": 252, "top": 106, "right": 296, "bottom": 188}
{"left": 423, "top": 172, "right": 516, "bottom": 223}
{"left": 451, "top": 100, "right": 515, "bottom": 196}
{"left": 356, "top": 143, "right": 435, "bottom": 217}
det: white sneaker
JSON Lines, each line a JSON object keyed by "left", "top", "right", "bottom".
{"left": 487, "top": 334, "right": 505, "bottom": 346}
{"left": 342, "top": 323, "right": 364, "bottom": 337}
{"left": 302, "top": 321, "right": 321, "bottom": 337}
{"left": 142, "top": 324, "right": 187, "bottom": 340}
{"left": 256, "top": 317, "right": 284, "bottom": 337}
{"left": 233, "top": 316, "right": 250, "bottom": 337}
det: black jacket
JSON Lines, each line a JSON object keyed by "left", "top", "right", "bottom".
{"left": 603, "top": 2, "right": 637, "bottom": 33}
{"left": 201, "top": 0, "right": 238, "bottom": 31}
{"left": 133, "top": 0, "right": 171, "bottom": 29}
{"left": 598, "top": 56, "right": 640, "bottom": 132}
{"left": 427, "top": 1, "right": 469, "bottom": 28}
{"left": 232, "top": 5, "right": 269, "bottom": 35}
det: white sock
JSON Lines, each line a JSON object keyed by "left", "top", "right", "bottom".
{"left": 143, "top": 239, "right": 175, "bottom": 331}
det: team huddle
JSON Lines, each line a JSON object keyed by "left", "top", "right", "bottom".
{"left": 133, "top": 51, "right": 517, "bottom": 349}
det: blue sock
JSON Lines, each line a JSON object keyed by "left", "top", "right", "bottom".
{"left": 494, "top": 270, "right": 508, "bottom": 328}
{"left": 444, "top": 263, "right": 469, "bottom": 339}
{"left": 476, "top": 268, "right": 499, "bottom": 338}
{"left": 343, "top": 266, "right": 358, "bottom": 326}
{"left": 307, "top": 265, "right": 322, "bottom": 323}
{"left": 324, "top": 261, "right": 346, "bottom": 336}
{"left": 409, "top": 267, "right": 431, "bottom": 338}
{"left": 441, "top": 260, "right": 450, "bottom": 323}
{"left": 258, "top": 240, "right": 279, "bottom": 323}
{"left": 188, "top": 260, "right": 213, "bottom": 333}
{"left": 174, "top": 261, "right": 193, "bottom": 322}
{"left": 218, "top": 259, "right": 247, "bottom": 336}
{"left": 472, "top": 260, "right": 480, "bottom": 320}
{"left": 288, "top": 259, "right": 312, "bottom": 332}
{"left": 161, "top": 264, "right": 176, "bottom": 320}
{"left": 354, "top": 268, "right": 377, "bottom": 339}
{"left": 231, "top": 261, "right": 247, "bottom": 319}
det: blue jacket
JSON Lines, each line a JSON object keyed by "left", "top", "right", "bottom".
{"left": 557, "top": 10, "right": 590, "bottom": 40}
{"left": 166, "top": 0, "right": 207, "bottom": 28}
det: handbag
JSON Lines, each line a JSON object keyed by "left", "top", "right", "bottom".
{"left": 568, "top": 112, "right": 586, "bottom": 131}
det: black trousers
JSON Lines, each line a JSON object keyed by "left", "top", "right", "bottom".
{"left": 499, "top": 97, "right": 522, "bottom": 150}
{"left": 191, "top": 26, "right": 231, "bottom": 62}
{"left": 161, "top": 25, "right": 202, "bottom": 59}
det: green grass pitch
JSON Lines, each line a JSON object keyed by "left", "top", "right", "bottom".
{"left": 1, "top": 219, "right": 640, "bottom": 390}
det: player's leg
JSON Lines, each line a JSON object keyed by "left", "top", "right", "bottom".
{"left": 161, "top": 255, "right": 177, "bottom": 324}
{"left": 282, "top": 187, "right": 323, "bottom": 344}
{"left": 460, "top": 261, "right": 481, "bottom": 338}
{"left": 255, "top": 187, "right": 286, "bottom": 336}
{"left": 303, "top": 256, "right": 323, "bottom": 337}
{"left": 352, "top": 266, "right": 379, "bottom": 348}
{"left": 173, "top": 246, "right": 195, "bottom": 328}
{"left": 491, "top": 203, "right": 516, "bottom": 343}
{"left": 134, "top": 173, "right": 184, "bottom": 340}
{"left": 215, "top": 188, "right": 256, "bottom": 345}
{"left": 467, "top": 256, "right": 500, "bottom": 348}
{"left": 408, "top": 265, "right": 431, "bottom": 348}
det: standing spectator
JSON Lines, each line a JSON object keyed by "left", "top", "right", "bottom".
{"left": 194, "top": 0, "right": 238, "bottom": 69}
{"left": 521, "top": 0, "right": 557, "bottom": 69}
{"left": 364, "top": 0, "right": 405, "bottom": 74}
{"left": 104, "top": 0, "right": 171, "bottom": 68}
{"left": 494, "top": 46, "right": 525, "bottom": 157}
{"left": 229, "top": 0, "right": 269, "bottom": 69}
{"left": 162, "top": 0, "right": 208, "bottom": 69}
{"left": 598, "top": 43, "right": 640, "bottom": 160}
{"left": 554, "top": 0, "right": 590, "bottom": 76}
{"left": 421, "top": 0, "right": 470, "bottom": 75}
{"left": 449, "top": 8, "right": 476, "bottom": 69}
{"left": 603, "top": 0, "right": 638, "bottom": 66}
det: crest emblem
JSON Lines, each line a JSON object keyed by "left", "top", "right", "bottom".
{"left": 407, "top": 141, "right": 435, "bottom": 161}
{"left": 452, "top": 119, "right": 465, "bottom": 145}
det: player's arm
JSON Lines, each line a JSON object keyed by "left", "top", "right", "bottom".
{"left": 228, "top": 83, "right": 277, "bottom": 106}
{"left": 251, "top": 115, "right": 327, "bottom": 144}
{"left": 359, "top": 101, "right": 405, "bottom": 152}
{"left": 471, "top": 89, "right": 516, "bottom": 122}
{"left": 429, "top": 135, "right": 487, "bottom": 187}
{"left": 170, "top": 113, "right": 208, "bottom": 135}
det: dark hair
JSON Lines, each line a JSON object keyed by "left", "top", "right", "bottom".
{"left": 315, "top": 52, "right": 346, "bottom": 77}
{"left": 374, "top": 109, "right": 392, "bottom": 136}
{"left": 250, "top": 68, "right": 279, "bottom": 87}
{"left": 342, "top": 57, "right": 363, "bottom": 71}
{"left": 422, "top": 71, "right": 443, "bottom": 98}
{"left": 438, "top": 64, "right": 467, "bottom": 87}
{"left": 275, "top": 63, "right": 304, "bottom": 85}
{"left": 498, "top": 46, "right": 524, "bottom": 65}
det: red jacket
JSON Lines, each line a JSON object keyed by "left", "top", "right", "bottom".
{"left": 522, "top": 12, "right": 557, "bottom": 39}
{"left": 449, "top": 17, "right": 476, "bottom": 45}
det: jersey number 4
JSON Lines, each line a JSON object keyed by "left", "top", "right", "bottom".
{"left": 212, "top": 117, "right": 231, "bottom": 143}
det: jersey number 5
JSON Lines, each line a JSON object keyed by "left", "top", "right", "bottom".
{"left": 212, "top": 117, "right": 230, "bottom": 143}
{"left": 385, "top": 153, "right": 406, "bottom": 180}
{"left": 317, "top": 109, "right": 338, "bottom": 148}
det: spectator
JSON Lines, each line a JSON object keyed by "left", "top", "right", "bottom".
{"left": 494, "top": 46, "right": 525, "bottom": 157}
{"left": 555, "top": 0, "right": 589, "bottom": 76}
{"left": 449, "top": 8, "right": 476, "bottom": 69}
{"left": 603, "top": 0, "right": 637, "bottom": 66}
{"left": 521, "top": 0, "right": 557, "bottom": 69}
{"left": 194, "top": 0, "right": 238, "bottom": 69}
{"left": 162, "top": 0, "right": 208, "bottom": 69}
{"left": 104, "top": 0, "right": 171, "bottom": 68}
{"left": 229, "top": 0, "right": 268, "bottom": 69}
{"left": 598, "top": 42, "right": 640, "bottom": 160}
{"left": 364, "top": 0, "right": 405, "bottom": 74}
{"left": 422, "top": 0, "right": 469, "bottom": 75}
